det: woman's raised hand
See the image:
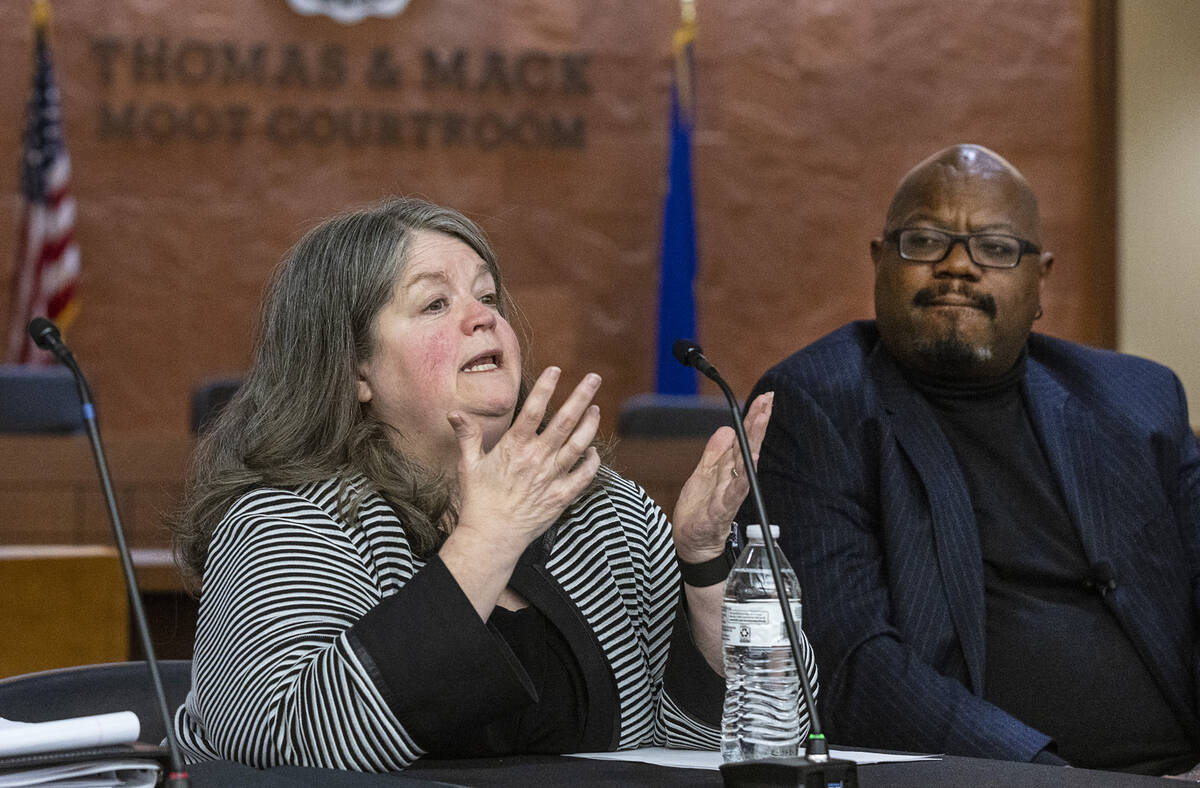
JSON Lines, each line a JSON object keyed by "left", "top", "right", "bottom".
{"left": 448, "top": 366, "right": 603, "bottom": 557}
{"left": 671, "top": 391, "right": 774, "bottom": 563}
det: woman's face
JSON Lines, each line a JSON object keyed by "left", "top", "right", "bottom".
{"left": 356, "top": 230, "right": 522, "bottom": 470}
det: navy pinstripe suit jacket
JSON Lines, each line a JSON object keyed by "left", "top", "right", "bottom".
{"left": 747, "top": 320, "right": 1200, "bottom": 762}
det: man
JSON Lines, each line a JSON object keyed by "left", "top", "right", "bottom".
{"left": 746, "top": 144, "right": 1200, "bottom": 775}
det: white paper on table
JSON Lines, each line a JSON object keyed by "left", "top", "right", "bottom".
{"left": 0, "top": 713, "right": 140, "bottom": 758}
{"left": 567, "top": 746, "right": 941, "bottom": 770}
{"left": 0, "top": 758, "right": 158, "bottom": 787}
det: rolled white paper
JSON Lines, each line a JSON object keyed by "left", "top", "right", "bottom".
{"left": 0, "top": 711, "right": 140, "bottom": 757}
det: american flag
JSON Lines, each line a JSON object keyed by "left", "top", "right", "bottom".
{"left": 5, "top": 5, "right": 80, "bottom": 364}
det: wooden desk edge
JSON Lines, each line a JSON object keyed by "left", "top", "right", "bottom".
{"left": 132, "top": 548, "right": 191, "bottom": 594}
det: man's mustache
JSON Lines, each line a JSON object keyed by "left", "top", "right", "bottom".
{"left": 913, "top": 282, "right": 997, "bottom": 318}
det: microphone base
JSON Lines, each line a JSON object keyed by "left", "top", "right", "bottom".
{"left": 719, "top": 756, "right": 858, "bottom": 788}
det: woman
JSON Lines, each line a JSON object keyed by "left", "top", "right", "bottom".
{"left": 171, "top": 197, "right": 816, "bottom": 771}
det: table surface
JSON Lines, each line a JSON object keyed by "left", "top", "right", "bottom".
{"left": 187, "top": 752, "right": 1188, "bottom": 787}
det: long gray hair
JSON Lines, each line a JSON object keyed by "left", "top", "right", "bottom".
{"left": 171, "top": 197, "right": 520, "bottom": 584}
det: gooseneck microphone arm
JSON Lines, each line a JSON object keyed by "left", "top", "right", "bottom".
{"left": 671, "top": 339, "right": 828, "bottom": 761}
{"left": 28, "top": 318, "right": 190, "bottom": 788}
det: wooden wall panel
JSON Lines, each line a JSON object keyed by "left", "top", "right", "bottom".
{"left": 0, "top": 1, "right": 1112, "bottom": 438}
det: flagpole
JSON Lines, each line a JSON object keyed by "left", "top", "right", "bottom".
{"left": 32, "top": 0, "right": 51, "bottom": 31}
{"left": 674, "top": 0, "right": 696, "bottom": 127}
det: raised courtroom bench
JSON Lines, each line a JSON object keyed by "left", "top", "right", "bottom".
{"left": 0, "top": 435, "right": 198, "bottom": 661}
{"left": 0, "top": 433, "right": 193, "bottom": 560}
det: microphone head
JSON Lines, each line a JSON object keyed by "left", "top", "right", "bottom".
{"left": 672, "top": 338, "right": 702, "bottom": 367}
{"left": 27, "top": 317, "right": 61, "bottom": 350}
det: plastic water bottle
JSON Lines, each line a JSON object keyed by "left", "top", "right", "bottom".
{"left": 721, "top": 524, "right": 803, "bottom": 763}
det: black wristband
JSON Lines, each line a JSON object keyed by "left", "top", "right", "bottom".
{"left": 678, "top": 542, "right": 737, "bottom": 587}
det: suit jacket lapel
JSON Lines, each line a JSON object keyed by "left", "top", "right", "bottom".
{"left": 1024, "top": 353, "right": 1196, "bottom": 730}
{"left": 1022, "top": 357, "right": 1113, "bottom": 565}
{"left": 869, "top": 345, "right": 988, "bottom": 693}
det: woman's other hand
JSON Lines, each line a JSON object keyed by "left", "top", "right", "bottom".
{"left": 671, "top": 391, "right": 774, "bottom": 563}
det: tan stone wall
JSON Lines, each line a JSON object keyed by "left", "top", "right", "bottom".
{"left": 0, "top": 0, "right": 1107, "bottom": 435}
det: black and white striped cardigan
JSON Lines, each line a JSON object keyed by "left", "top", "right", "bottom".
{"left": 175, "top": 468, "right": 818, "bottom": 771}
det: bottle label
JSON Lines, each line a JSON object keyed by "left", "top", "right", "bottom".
{"left": 723, "top": 600, "right": 803, "bottom": 647}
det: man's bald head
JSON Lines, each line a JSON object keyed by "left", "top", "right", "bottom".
{"left": 884, "top": 144, "right": 1042, "bottom": 244}
{"left": 871, "top": 144, "right": 1054, "bottom": 379}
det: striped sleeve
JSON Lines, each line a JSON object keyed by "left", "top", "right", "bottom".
{"left": 176, "top": 483, "right": 534, "bottom": 771}
{"left": 177, "top": 486, "right": 423, "bottom": 769}
{"left": 581, "top": 474, "right": 819, "bottom": 752}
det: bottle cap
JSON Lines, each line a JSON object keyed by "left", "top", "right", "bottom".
{"left": 745, "top": 524, "right": 780, "bottom": 540}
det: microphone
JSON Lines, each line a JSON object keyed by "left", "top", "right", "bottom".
{"left": 28, "top": 319, "right": 191, "bottom": 788}
{"left": 671, "top": 338, "right": 718, "bottom": 379}
{"left": 28, "top": 316, "right": 65, "bottom": 355}
{"left": 674, "top": 339, "right": 855, "bottom": 787}
{"left": 29, "top": 316, "right": 93, "bottom": 405}
{"left": 1084, "top": 560, "right": 1118, "bottom": 596}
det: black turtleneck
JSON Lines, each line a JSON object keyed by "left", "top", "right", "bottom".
{"left": 905, "top": 355, "right": 1195, "bottom": 775}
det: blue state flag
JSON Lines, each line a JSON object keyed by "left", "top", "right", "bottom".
{"left": 654, "top": 4, "right": 698, "bottom": 395}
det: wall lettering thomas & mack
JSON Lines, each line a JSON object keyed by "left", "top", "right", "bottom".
{"left": 90, "top": 37, "right": 592, "bottom": 150}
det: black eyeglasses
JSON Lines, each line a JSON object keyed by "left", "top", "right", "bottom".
{"left": 885, "top": 227, "right": 1041, "bottom": 269}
